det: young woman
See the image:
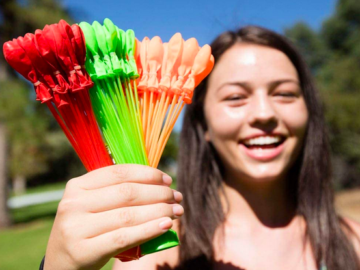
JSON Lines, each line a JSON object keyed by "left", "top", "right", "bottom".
{"left": 43, "top": 26, "right": 360, "bottom": 270}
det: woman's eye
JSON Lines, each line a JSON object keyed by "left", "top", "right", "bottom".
{"left": 223, "top": 94, "right": 247, "bottom": 107}
{"left": 225, "top": 95, "right": 246, "bottom": 101}
{"left": 274, "top": 92, "right": 297, "bottom": 98}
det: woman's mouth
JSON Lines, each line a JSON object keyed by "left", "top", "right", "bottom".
{"left": 239, "top": 135, "right": 286, "bottom": 161}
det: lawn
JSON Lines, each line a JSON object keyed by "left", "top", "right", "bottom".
{"left": 0, "top": 188, "right": 115, "bottom": 270}
{"left": 0, "top": 217, "right": 115, "bottom": 270}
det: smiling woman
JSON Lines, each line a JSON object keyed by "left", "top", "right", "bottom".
{"left": 174, "top": 26, "right": 360, "bottom": 270}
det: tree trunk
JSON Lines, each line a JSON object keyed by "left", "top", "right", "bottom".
{"left": 0, "top": 123, "right": 11, "bottom": 228}
{"left": 13, "top": 175, "right": 26, "bottom": 195}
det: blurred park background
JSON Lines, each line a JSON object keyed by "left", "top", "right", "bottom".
{"left": 0, "top": 0, "right": 360, "bottom": 269}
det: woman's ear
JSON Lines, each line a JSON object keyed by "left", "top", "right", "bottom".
{"left": 205, "top": 130, "right": 211, "bottom": 142}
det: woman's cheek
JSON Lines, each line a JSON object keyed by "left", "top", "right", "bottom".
{"left": 278, "top": 101, "right": 308, "bottom": 136}
{"left": 206, "top": 105, "right": 246, "bottom": 170}
{"left": 208, "top": 105, "right": 246, "bottom": 140}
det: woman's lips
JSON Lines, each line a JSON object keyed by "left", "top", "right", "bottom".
{"left": 239, "top": 140, "right": 285, "bottom": 161}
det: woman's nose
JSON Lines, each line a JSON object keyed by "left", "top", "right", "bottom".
{"left": 248, "top": 91, "right": 278, "bottom": 128}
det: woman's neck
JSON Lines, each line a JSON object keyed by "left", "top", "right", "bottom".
{"left": 222, "top": 173, "right": 297, "bottom": 228}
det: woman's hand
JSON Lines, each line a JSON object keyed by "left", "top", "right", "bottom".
{"left": 44, "top": 164, "right": 184, "bottom": 270}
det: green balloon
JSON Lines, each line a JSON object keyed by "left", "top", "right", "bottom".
{"left": 92, "top": 21, "right": 108, "bottom": 55}
{"left": 79, "top": 21, "right": 99, "bottom": 56}
{"left": 103, "top": 18, "right": 121, "bottom": 73}
{"left": 116, "top": 27, "right": 127, "bottom": 77}
{"left": 92, "top": 21, "right": 114, "bottom": 76}
{"left": 79, "top": 21, "right": 107, "bottom": 79}
{"left": 103, "top": 18, "right": 118, "bottom": 52}
{"left": 126, "top": 29, "right": 138, "bottom": 78}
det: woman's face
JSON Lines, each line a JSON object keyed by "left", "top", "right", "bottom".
{"left": 204, "top": 44, "right": 308, "bottom": 183}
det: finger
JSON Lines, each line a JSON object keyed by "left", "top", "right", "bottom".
{"left": 72, "top": 164, "right": 172, "bottom": 190}
{"left": 82, "top": 203, "right": 183, "bottom": 238}
{"left": 87, "top": 217, "right": 174, "bottom": 258}
{"left": 81, "top": 183, "right": 183, "bottom": 212}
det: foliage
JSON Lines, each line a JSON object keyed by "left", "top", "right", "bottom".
{"left": 0, "top": 80, "right": 49, "bottom": 178}
{"left": 285, "top": 0, "right": 360, "bottom": 188}
{"left": 159, "top": 132, "right": 179, "bottom": 169}
{"left": 285, "top": 22, "right": 328, "bottom": 73}
{"left": 0, "top": 0, "right": 78, "bottom": 187}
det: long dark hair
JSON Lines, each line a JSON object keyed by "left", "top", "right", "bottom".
{"left": 177, "top": 26, "right": 359, "bottom": 270}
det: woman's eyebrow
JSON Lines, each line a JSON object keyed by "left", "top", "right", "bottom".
{"left": 268, "top": 79, "right": 300, "bottom": 89}
{"left": 216, "top": 81, "right": 252, "bottom": 93}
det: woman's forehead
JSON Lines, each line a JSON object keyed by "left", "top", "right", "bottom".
{"left": 209, "top": 43, "right": 299, "bottom": 87}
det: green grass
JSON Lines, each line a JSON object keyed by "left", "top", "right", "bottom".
{"left": 0, "top": 218, "right": 53, "bottom": 270}
{"left": 1, "top": 201, "right": 114, "bottom": 270}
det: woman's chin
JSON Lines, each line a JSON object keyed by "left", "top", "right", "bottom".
{"left": 231, "top": 161, "right": 288, "bottom": 184}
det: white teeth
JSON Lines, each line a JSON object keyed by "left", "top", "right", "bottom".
{"left": 243, "top": 136, "right": 282, "bottom": 146}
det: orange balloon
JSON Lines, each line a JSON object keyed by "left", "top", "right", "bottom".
{"left": 138, "top": 37, "right": 150, "bottom": 91}
{"left": 158, "top": 33, "right": 183, "bottom": 91}
{"left": 195, "top": 54, "right": 214, "bottom": 88}
{"left": 147, "top": 36, "right": 163, "bottom": 91}
{"left": 171, "top": 37, "right": 199, "bottom": 94}
{"left": 182, "top": 44, "right": 213, "bottom": 103}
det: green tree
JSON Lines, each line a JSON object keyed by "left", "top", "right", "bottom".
{"left": 285, "top": 0, "right": 360, "bottom": 188}
{"left": 321, "top": 0, "right": 360, "bottom": 57}
{"left": 0, "top": 81, "right": 49, "bottom": 194}
{"left": 285, "top": 21, "right": 328, "bottom": 73}
{"left": 0, "top": 0, "right": 74, "bottom": 227}
{"left": 158, "top": 132, "right": 179, "bottom": 177}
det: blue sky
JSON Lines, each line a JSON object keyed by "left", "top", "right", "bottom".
{"left": 63, "top": 0, "right": 337, "bottom": 46}
{"left": 62, "top": 0, "right": 337, "bottom": 130}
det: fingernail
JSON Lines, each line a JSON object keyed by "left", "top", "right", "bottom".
{"left": 159, "top": 218, "right": 173, "bottom": 231}
{"left": 173, "top": 191, "right": 183, "bottom": 202}
{"left": 162, "top": 174, "right": 172, "bottom": 185}
{"left": 173, "top": 204, "right": 184, "bottom": 217}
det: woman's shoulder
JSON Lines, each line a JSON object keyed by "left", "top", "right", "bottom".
{"left": 342, "top": 217, "right": 360, "bottom": 257}
{"left": 344, "top": 217, "right": 360, "bottom": 233}
{"left": 112, "top": 219, "right": 180, "bottom": 270}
